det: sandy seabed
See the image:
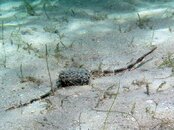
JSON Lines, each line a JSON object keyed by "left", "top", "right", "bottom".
{"left": 1, "top": 0, "right": 174, "bottom": 130}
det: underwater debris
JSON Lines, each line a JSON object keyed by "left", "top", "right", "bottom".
{"left": 18, "top": 63, "right": 42, "bottom": 85}
{"left": 56, "top": 68, "right": 91, "bottom": 87}
{"left": 45, "top": 44, "right": 54, "bottom": 94}
{"left": 136, "top": 13, "right": 151, "bottom": 29}
{"left": 43, "top": 2, "right": 50, "bottom": 19}
{"left": 156, "top": 81, "right": 167, "bottom": 92}
{"left": 65, "top": 8, "right": 91, "bottom": 19}
{"left": 159, "top": 53, "right": 174, "bottom": 72}
{"left": 102, "top": 83, "right": 120, "bottom": 130}
{"left": 20, "top": 76, "right": 42, "bottom": 86}
{"left": 23, "top": 42, "right": 39, "bottom": 54}
{"left": 145, "top": 83, "right": 150, "bottom": 95}
{"left": 23, "top": 0, "right": 36, "bottom": 16}
{"left": 1, "top": 21, "right": 4, "bottom": 44}
{"left": 91, "top": 13, "right": 108, "bottom": 21}
{"left": 43, "top": 25, "right": 58, "bottom": 33}
{"left": 1, "top": 21, "right": 7, "bottom": 68}
{"left": 106, "top": 1, "right": 136, "bottom": 11}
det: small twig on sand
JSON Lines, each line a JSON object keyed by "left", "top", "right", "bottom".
{"left": 78, "top": 112, "right": 82, "bottom": 130}
{"left": 130, "top": 102, "right": 136, "bottom": 115}
{"left": 1, "top": 21, "right": 4, "bottom": 45}
{"left": 1, "top": 21, "right": 7, "bottom": 68}
{"left": 102, "top": 83, "right": 120, "bottom": 130}
{"left": 43, "top": 3, "right": 50, "bottom": 20}
{"left": 145, "top": 83, "right": 150, "bottom": 96}
{"left": 93, "top": 108, "right": 141, "bottom": 130}
{"left": 94, "top": 85, "right": 117, "bottom": 108}
{"left": 60, "top": 95, "right": 71, "bottom": 107}
{"left": 36, "top": 119, "right": 60, "bottom": 129}
{"left": 45, "top": 44, "right": 54, "bottom": 95}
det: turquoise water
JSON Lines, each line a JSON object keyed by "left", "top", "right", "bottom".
{"left": 0, "top": 0, "right": 173, "bottom": 27}
{"left": 0, "top": 0, "right": 174, "bottom": 64}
